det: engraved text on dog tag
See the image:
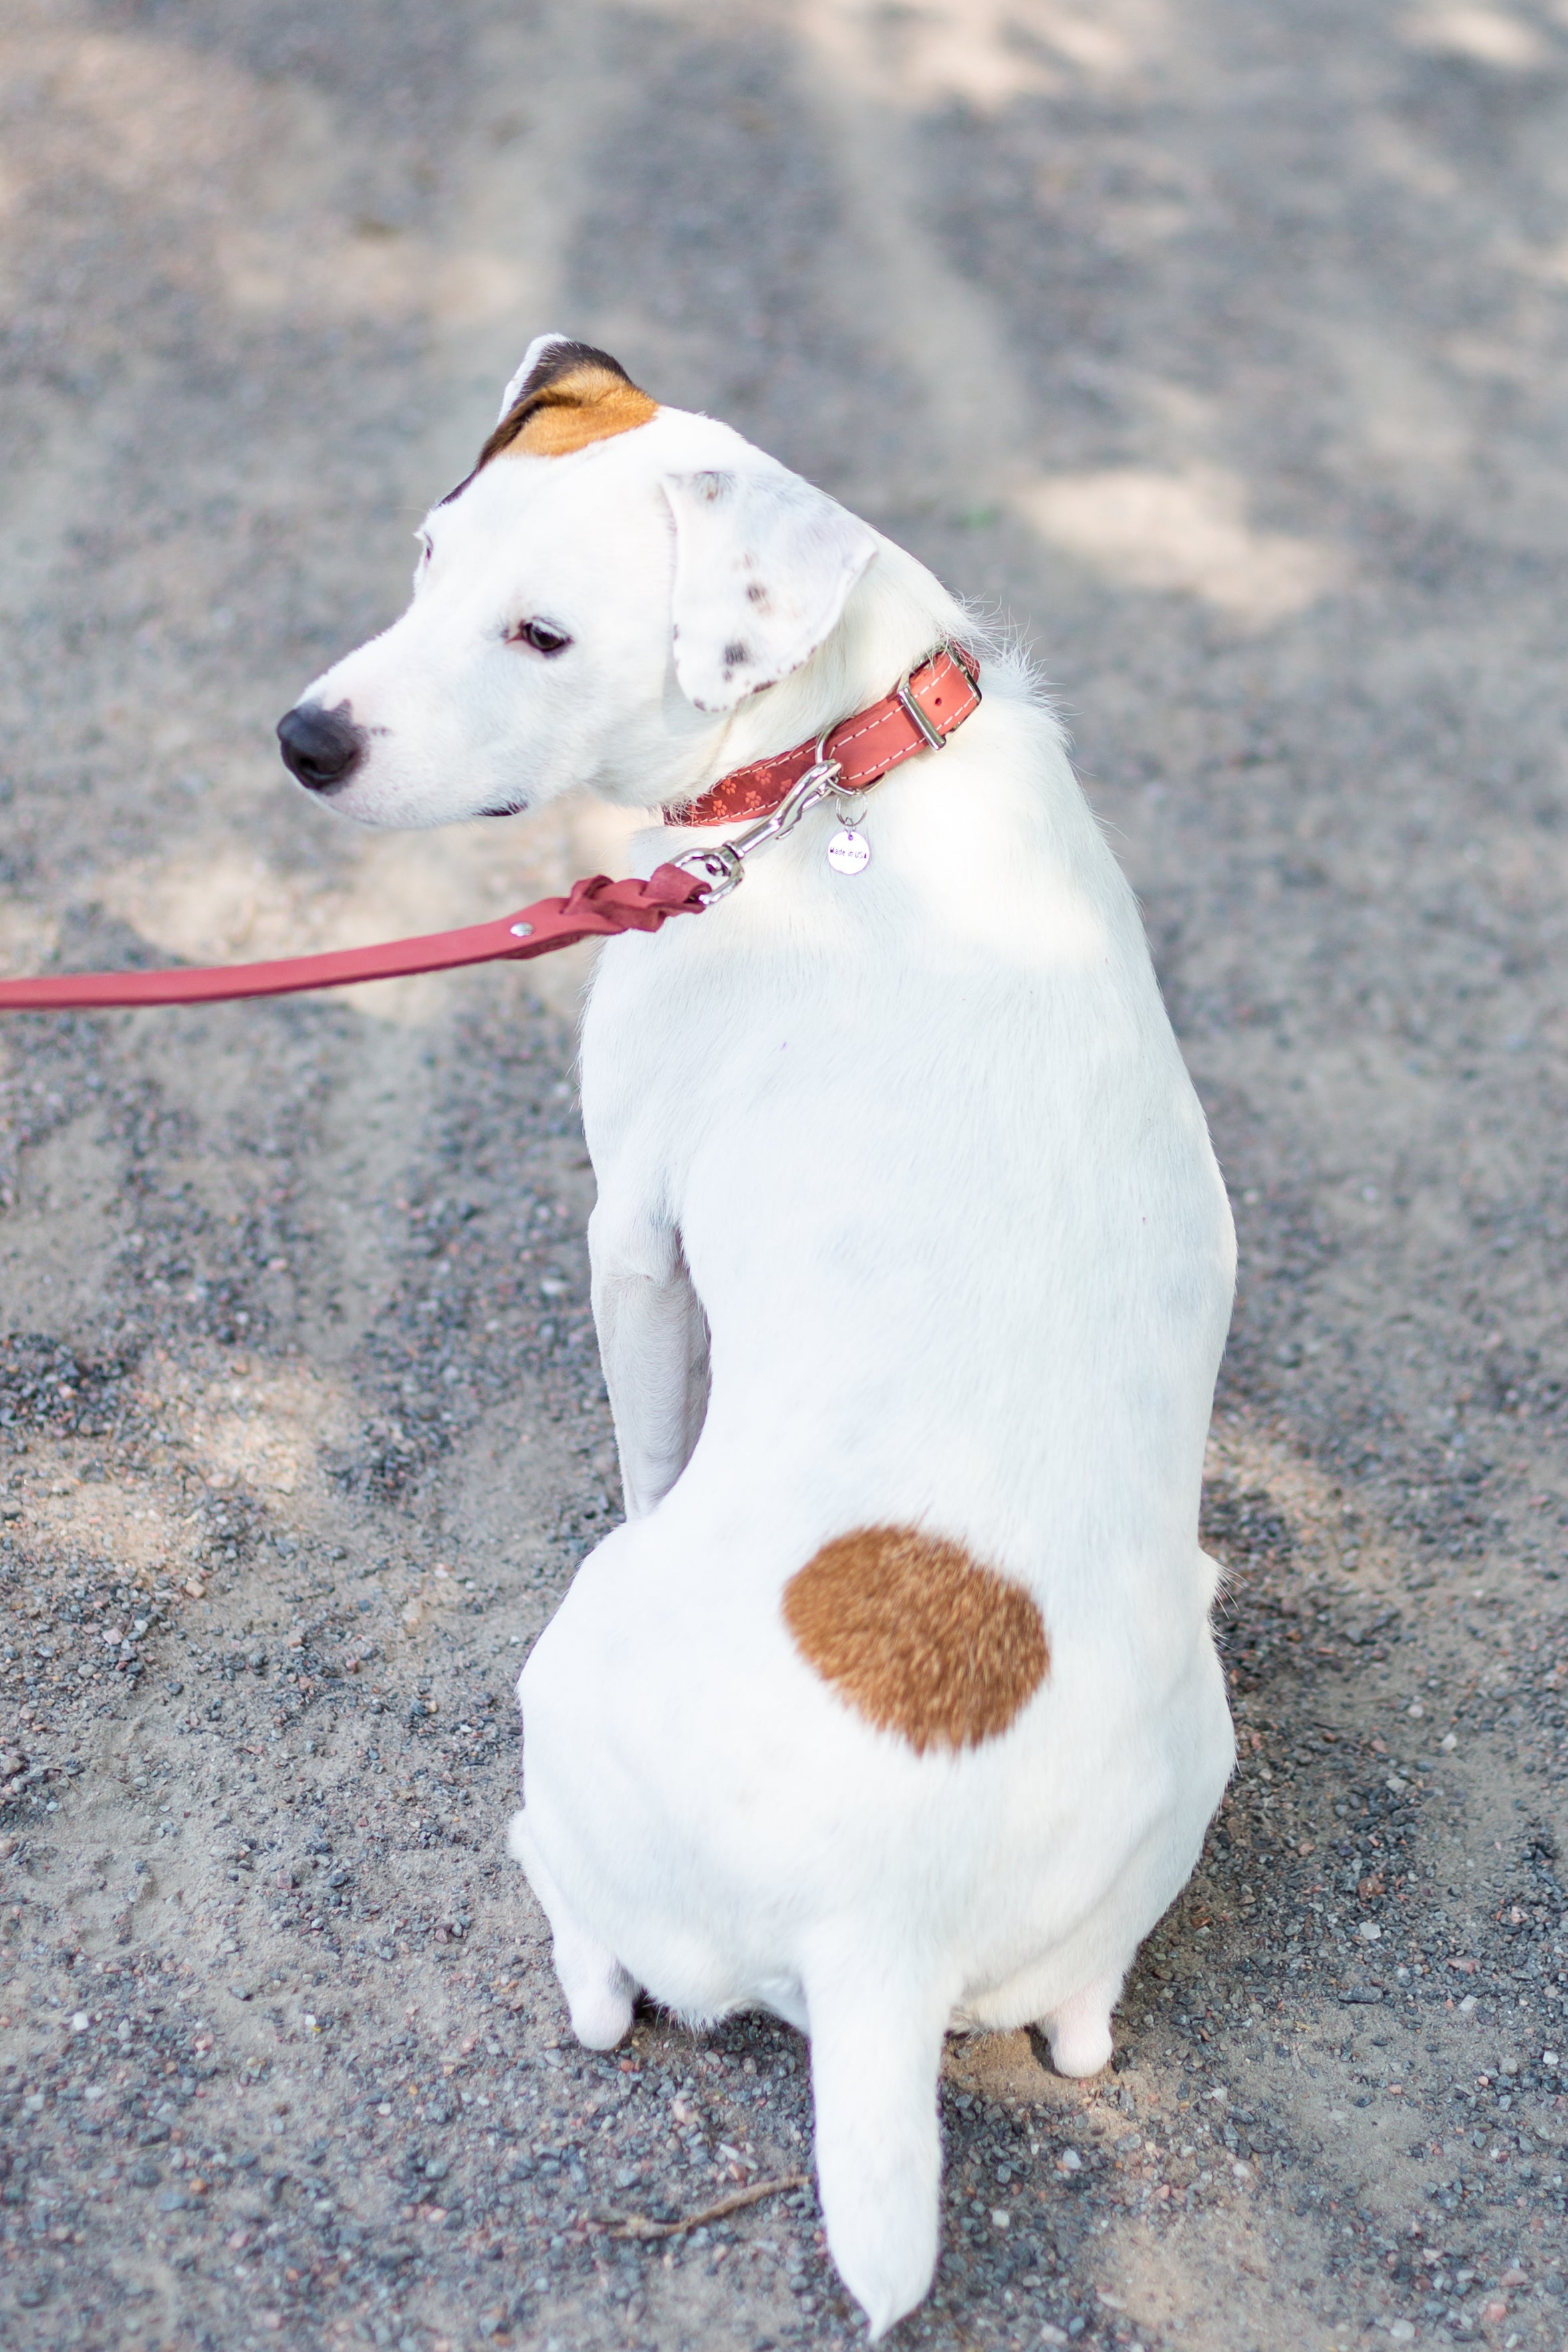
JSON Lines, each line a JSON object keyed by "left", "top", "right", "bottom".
{"left": 827, "top": 827, "right": 870, "bottom": 876}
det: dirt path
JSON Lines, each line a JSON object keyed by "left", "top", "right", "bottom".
{"left": 3, "top": 5, "right": 1567, "bottom": 2351}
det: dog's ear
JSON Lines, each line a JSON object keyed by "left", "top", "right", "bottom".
{"left": 662, "top": 467, "right": 878, "bottom": 714}
{"left": 495, "top": 332, "right": 575, "bottom": 425}
{"left": 480, "top": 334, "right": 658, "bottom": 463}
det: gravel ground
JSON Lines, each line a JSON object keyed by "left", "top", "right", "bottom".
{"left": 3, "top": 4, "right": 1568, "bottom": 2351}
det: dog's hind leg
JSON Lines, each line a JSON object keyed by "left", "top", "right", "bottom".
{"left": 1041, "top": 1966, "right": 1123, "bottom": 2079}
{"left": 508, "top": 1812, "right": 634, "bottom": 2049}
{"left": 804, "top": 1949, "right": 949, "bottom": 2339}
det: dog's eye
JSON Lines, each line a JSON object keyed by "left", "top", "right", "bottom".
{"left": 508, "top": 618, "right": 573, "bottom": 657}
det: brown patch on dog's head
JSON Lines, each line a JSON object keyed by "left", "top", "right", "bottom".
{"left": 480, "top": 340, "right": 657, "bottom": 464}
{"left": 782, "top": 1525, "right": 1049, "bottom": 1754}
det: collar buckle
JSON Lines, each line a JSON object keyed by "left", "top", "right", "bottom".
{"left": 892, "top": 662, "right": 948, "bottom": 751}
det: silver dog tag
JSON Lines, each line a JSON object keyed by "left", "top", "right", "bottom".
{"left": 827, "top": 827, "right": 870, "bottom": 876}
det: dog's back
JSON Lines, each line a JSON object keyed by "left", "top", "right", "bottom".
{"left": 523, "top": 642, "right": 1235, "bottom": 2334}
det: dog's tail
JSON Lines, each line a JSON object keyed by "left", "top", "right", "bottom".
{"left": 805, "top": 1944, "right": 950, "bottom": 2339}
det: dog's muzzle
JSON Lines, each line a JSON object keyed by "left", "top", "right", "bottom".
{"left": 276, "top": 700, "right": 365, "bottom": 793}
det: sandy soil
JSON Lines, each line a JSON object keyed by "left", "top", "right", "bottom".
{"left": 2, "top": 5, "right": 1567, "bottom": 2351}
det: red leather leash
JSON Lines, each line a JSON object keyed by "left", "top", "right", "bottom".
{"left": 0, "top": 866, "right": 709, "bottom": 1012}
{"left": 0, "top": 646, "right": 980, "bottom": 1013}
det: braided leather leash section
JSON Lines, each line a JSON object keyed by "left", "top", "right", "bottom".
{"left": 0, "top": 864, "right": 709, "bottom": 1012}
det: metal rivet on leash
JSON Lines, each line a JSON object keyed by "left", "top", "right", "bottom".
{"left": 509, "top": 922, "right": 534, "bottom": 938}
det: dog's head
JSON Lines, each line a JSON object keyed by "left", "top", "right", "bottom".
{"left": 275, "top": 334, "right": 879, "bottom": 827}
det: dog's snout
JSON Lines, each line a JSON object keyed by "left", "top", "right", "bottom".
{"left": 276, "top": 701, "right": 364, "bottom": 793}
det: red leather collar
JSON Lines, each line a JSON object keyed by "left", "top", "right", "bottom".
{"left": 664, "top": 643, "right": 981, "bottom": 829}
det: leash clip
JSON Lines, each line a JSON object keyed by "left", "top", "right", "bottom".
{"left": 673, "top": 754, "right": 843, "bottom": 904}
{"left": 671, "top": 840, "right": 745, "bottom": 903}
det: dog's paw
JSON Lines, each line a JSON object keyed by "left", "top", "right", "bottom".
{"left": 567, "top": 1971, "right": 635, "bottom": 2051}
{"left": 1043, "top": 1973, "right": 1119, "bottom": 2079}
{"left": 1047, "top": 2016, "right": 1112, "bottom": 2079}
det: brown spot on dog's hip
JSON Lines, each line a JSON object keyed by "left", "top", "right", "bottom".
{"left": 782, "top": 1525, "right": 1049, "bottom": 1754}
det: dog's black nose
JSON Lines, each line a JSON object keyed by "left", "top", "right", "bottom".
{"left": 276, "top": 701, "right": 364, "bottom": 792}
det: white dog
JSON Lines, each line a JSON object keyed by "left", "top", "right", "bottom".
{"left": 279, "top": 336, "right": 1237, "bottom": 2337}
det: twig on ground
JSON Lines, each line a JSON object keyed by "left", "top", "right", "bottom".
{"left": 590, "top": 2172, "right": 811, "bottom": 2241}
